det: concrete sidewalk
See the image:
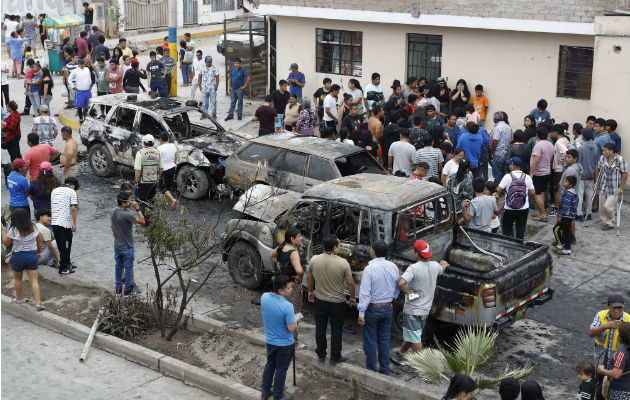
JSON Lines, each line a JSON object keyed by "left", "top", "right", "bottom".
{"left": 1, "top": 311, "right": 225, "bottom": 400}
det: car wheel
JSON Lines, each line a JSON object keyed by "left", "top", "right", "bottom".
{"left": 228, "top": 241, "right": 265, "bottom": 290}
{"left": 176, "top": 165, "right": 209, "bottom": 200}
{"left": 88, "top": 143, "right": 114, "bottom": 177}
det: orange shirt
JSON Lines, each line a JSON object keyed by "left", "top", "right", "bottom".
{"left": 472, "top": 95, "right": 488, "bottom": 120}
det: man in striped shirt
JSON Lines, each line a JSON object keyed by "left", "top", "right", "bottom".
{"left": 51, "top": 177, "right": 80, "bottom": 275}
{"left": 411, "top": 134, "right": 443, "bottom": 178}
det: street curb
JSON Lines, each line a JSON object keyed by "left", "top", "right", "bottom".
{"left": 184, "top": 313, "right": 442, "bottom": 400}
{"left": 145, "top": 27, "right": 239, "bottom": 45}
{"left": 1, "top": 295, "right": 259, "bottom": 400}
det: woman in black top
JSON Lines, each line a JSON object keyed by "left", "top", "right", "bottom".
{"left": 598, "top": 323, "right": 630, "bottom": 400}
{"left": 270, "top": 227, "right": 306, "bottom": 349}
{"left": 436, "top": 77, "right": 451, "bottom": 115}
{"left": 111, "top": 47, "right": 123, "bottom": 64}
{"left": 450, "top": 79, "right": 470, "bottom": 112}
{"left": 39, "top": 67, "right": 54, "bottom": 109}
{"left": 507, "top": 130, "right": 531, "bottom": 173}
{"left": 123, "top": 61, "right": 147, "bottom": 93}
{"left": 523, "top": 115, "right": 537, "bottom": 140}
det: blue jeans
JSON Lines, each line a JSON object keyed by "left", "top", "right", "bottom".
{"left": 228, "top": 89, "right": 244, "bottom": 117}
{"left": 41, "top": 240, "right": 59, "bottom": 265}
{"left": 180, "top": 65, "right": 190, "bottom": 85}
{"left": 150, "top": 81, "right": 166, "bottom": 98}
{"left": 492, "top": 153, "right": 506, "bottom": 186}
{"left": 261, "top": 343, "right": 293, "bottom": 399}
{"left": 202, "top": 89, "right": 217, "bottom": 115}
{"left": 114, "top": 246, "right": 134, "bottom": 291}
{"left": 362, "top": 304, "right": 393, "bottom": 375}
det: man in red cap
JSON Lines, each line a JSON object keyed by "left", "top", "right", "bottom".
{"left": 391, "top": 239, "right": 448, "bottom": 365}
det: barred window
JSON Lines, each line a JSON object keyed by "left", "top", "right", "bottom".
{"left": 556, "top": 46, "right": 593, "bottom": 100}
{"left": 316, "top": 28, "right": 362, "bottom": 77}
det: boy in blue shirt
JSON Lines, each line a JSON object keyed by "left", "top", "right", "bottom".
{"left": 261, "top": 275, "right": 298, "bottom": 400}
{"left": 553, "top": 175, "right": 578, "bottom": 255}
{"left": 530, "top": 99, "right": 551, "bottom": 125}
{"left": 7, "top": 158, "right": 31, "bottom": 215}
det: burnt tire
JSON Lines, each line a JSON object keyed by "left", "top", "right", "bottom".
{"left": 176, "top": 165, "right": 209, "bottom": 200}
{"left": 88, "top": 143, "right": 114, "bottom": 177}
{"left": 228, "top": 241, "right": 265, "bottom": 290}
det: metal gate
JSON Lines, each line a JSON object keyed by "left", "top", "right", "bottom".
{"left": 183, "top": 0, "right": 198, "bottom": 25}
{"left": 123, "top": 0, "right": 168, "bottom": 31}
{"left": 407, "top": 33, "right": 442, "bottom": 81}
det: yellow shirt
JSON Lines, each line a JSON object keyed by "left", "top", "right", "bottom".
{"left": 121, "top": 47, "right": 133, "bottom": 58}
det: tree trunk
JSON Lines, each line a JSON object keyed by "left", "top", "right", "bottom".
{"left": 166, "top": 268, "right": 189, "bottom": 341}
{"left": 150, "top": 246, "right": 166, "bottom": 338}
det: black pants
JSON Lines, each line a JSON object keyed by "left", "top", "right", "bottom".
{"left": 1, "top": 84, "right": 8, "bottom": 107}
{"left": 314, "top": 297, "right": 345, "bottom": 360}
{"left": 553, "top": 217, "right": 573, "bottom": 250}
{"left": 52, "top": 225, "right": 73, "bottom": 267}
{"left": 165, "top": 74, "right": 172, "bottom": 97}
{"left": 502, "top": 208, "right": 529, "bottom": 239}
{"left": 6, "top": 138, "right": 22, "bottom": 161}
{"left": 258, "top": 128, "right": 274, "bottom": 137}
{"left": 23, "top": 93, "right": 31, "bottom": 112}
{"left": 137, "top": 183, "right": 157, "bottom": 222}
{"left": 261, "top": 343, "right": 293, "bottom": 398}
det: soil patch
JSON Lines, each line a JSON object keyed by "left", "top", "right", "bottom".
{"left": 1, "top": 266, "right": 386, "bottom": 399}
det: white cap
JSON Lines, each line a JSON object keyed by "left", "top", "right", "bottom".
{"left": 142, "top": 134, "right": 155, "bottom": 144}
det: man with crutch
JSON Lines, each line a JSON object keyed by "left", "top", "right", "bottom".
{"left": 593, "top": 143, "right": 628, "bottom": 231}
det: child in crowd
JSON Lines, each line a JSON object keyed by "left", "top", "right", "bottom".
{"left": 462, "top": 178, "right": 499, "bottom": 232}
{"left": 471, "top": 84, "right": 488, "bottom": 127}
{"left": 530, "top": 99, "right": 551, "bottom": 125}
{"left": 426, "top": 104, "right": 443, "bottom": 126}
{"left": 464, "top": 103, "right": 480, "bottom": 125}
{"left": 24, "top": 46, "right": 34, "bottom": 62}
{"left": 337, "top": 127, "right": 354, "bottom": 146}
{"left": 553, "top": 175, "right": 578, "bottom": 255}
{"left": 575, "top": 360, "right": 596, "bottom": 400}
{"left": 410, "top": 162, "right": 429, "bottom": 180}
{"left": 484, "top": 181, "right": 502, "bottom": 233}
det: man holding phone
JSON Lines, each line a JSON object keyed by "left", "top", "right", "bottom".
{"left": 391, "top": 239, "right": 448, "bottom": 365}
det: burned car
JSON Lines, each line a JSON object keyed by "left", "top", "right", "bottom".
{"left": 222, "top": 174, "right": 554, "bottom": 332}
{"left": 224, "top": 133, "right": 387, "bottom": 192}
{"left": 79, "top": 94, "right": 245, "bottom": 199}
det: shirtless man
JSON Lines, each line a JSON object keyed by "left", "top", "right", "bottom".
{"left": 368, "top": 104, "right": 385, "bottom": 162}
{"left": 60, "top": 126, "right": 78, "bottom": 182}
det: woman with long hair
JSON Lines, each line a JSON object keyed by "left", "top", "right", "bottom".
{"left": 441, "top": 374, "right": 476, "bottom": 400}
{"left": 1, "top": 208, "right": 44, "bottom": 309}
{"left": 507, "top": 130, "right": 531, "bottom": 173}
{"left": 4, "top": 101, "right": 22, "bottom": 161}
{"left": 598, "top": 322, "right": 630, "bottom": 400}
{"left": 40, "top": 67, "right": 54, "bottom": 109}
{"left": 389, "top": 79, "right": 403, "bottom": 103}
{"left": 446, "top": 157, "right": 473, "bottom": 215}
{"left": 524, "top": 114, "right": 537, "bottom": 141}
{"left": 123, "top": 60, "right": 147, "bottom": 93}
{"left": 270, "top": 227, "right": 306, "bottom": 349}
{"left": 450, "top": 79, "right": 470, "bottom": 112}
{"left": 347, "top": 78, "right": 365, "bottom": 115}
{"left": 520, "top": 380, "right": 545, "bottom": 400}
{"left": 29, "top": 162, "right": 60, "bottom": 215}
{"left": 111, "top": 47, "right": 123, "bottom": 64}
{"left": 436, "top": 77, "right": 451, "bottom": 115}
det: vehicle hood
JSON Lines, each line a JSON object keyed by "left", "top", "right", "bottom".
{"left": 233, "top": 184, "right": 301, "bottom": 223}
{"left": 179, "top": 131, "right": 245, "bottom": 157}
{"left": 223, "top": 33, "right": 265, "bottom": 44}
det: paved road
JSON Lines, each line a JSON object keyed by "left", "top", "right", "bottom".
{"left": 1, "top": 312, "right": 223, "bottom": 400}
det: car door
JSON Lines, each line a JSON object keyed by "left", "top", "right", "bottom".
{"left": 226, "top": 142, "right": 279, "bottom": 190}
{"left": 305, "top": 156, "right": 339, "bottom": 188}
{"left": 328, "top": 203, "right": 372, "bottom": 271}
{"left": 106, "top": 105, "right": 139, "bottom": 165}
{"left": 268, "top": 150, "right": 308, "bottom": 192}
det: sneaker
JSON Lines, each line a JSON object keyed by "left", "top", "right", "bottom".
{"left": 58, "top": 267, "right": 71, "bottom": 275}
{"left": 212, "top": 114, "right": 217, "bottom": 119}
{"left": 115, "top": 287, "right": 122, "bottom": 295}
{"left": 571, "top": 236, "right": 577, "bottom": 244}
{"left": 390, "top": 351, "right": 404, "bottom": 365}
{"left": 318, "top": 355, "right": 326, "bottom": 362}
{"left": 237, "top": 115, "right": 242, "bottom": 120}
{"left": 586, "top": 215, "right": 592, "bottom": 220}
{"left": 562, "top": 249, "right": 571, "bottom": 255}
{"left": 260, "top": 394, "right": 271, "bottom": 400}
{"left": 123, "top": 288, "right": 134, "bottom": 296}
{"left": 69, "top": 262, "right": 77, "bottom": 271}
{"left": 602, "top": 225, "right": 614, "bottom": 231}
{"left": 329, "top": 356, "right": 348, "bottom": 365}
{"left": 132, "top": 282, "right": 142, "bottom": 293}
{"left": 547, "top": 209, "right": 557, "bottom": 217}
{"left": 225, "top": 115, "right": 233, "bottom": 121}
{"left": 556, "top": 244, "right": 564, "bottom": 249}
{"left": 575, "top": 215, "right": 584, "bottom": 222}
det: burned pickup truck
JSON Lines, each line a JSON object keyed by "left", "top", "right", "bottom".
{"left": 79, "top": 94, "right": 245, "bottom": 199}
{"left": 221, "top": 174, "right": 553, "bottom": 331}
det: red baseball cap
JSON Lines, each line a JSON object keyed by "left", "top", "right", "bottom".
{"left": 12, "top": 158, "right": 30, "bottom": 169}
{"left": 414, "top": 239, "right": 432, "bottom": 258}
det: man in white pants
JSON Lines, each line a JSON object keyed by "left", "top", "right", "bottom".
{"left": 593, "top": 142, "right": 628, "bottom": 230}
{"left": 190, "top": 50, "right": 204, "bottom": 100}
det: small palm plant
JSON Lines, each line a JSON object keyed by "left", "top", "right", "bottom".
{"left": 402, "top": 326, "right": 534, "bottom": 397}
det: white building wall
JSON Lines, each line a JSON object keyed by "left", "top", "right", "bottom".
{"left": 198, "top": 0, "right": 243, "bottom": 24}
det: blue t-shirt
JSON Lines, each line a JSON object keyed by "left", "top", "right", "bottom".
{"left": 444, "top": 124, "right": 459, "bottom": 145}
{"left": 261, "top": 292, "right": 296, "bottom": 346}
{"left": 287, "top": 71, "right": 305, "bottom": 98}
{"left": 7, "top": 171, "right": 30, "bottom": 207}
{"left": 609, "top": 132, "right": 621, "bottom": 152}
{"left": 529, "top": 108, "right": 551, "bottom": 125}
{"left": 229, "top": 66, "right": 249, "bottom": 90}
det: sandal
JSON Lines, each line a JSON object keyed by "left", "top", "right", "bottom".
{"left": 171, "top": 200, "right": 178, "bottom": 210}
{"left": 11, "top": 299, "right": 23, "bottom": 305}
{"left": 36, "top": 304, "right": 46, "bottom": 311}
{"left": 296, "top": 343, "right": 308, "bottom": 350}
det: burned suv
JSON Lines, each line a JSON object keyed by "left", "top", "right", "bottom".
{"left": 222, "top": 174, "right": 553, "bottom": 332}
{"left": 79, "top": 94, "right": 245, "bottom": 199}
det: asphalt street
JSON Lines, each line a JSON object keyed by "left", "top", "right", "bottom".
{"left": 2, "top": 31, "right": 630, "bottom": 399}
{"left": 1, "top": 311, "right": 223, "bottom": 400}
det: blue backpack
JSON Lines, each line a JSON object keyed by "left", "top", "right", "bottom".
{"left": 506, "top": 172, "right": 527, "bottom": 209}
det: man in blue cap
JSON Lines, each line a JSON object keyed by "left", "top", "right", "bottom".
{"left": 198, "top": 55, "right": 219, "bottom": 118}
{"left": 496, "top": 156, "right": 535, "bottom": 239}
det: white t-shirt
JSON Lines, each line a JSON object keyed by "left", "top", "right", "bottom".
{"left": 1, "top": 61, "right": 8, "bottom": 86}
{"left": 192, "top": 58, "right": 204, "bottom": 78}
{"left": 51, "top": 186, "right": 79, "bottom": 229}
{"left": 442, "top": 159, "right": 459, "bottom": 178}
{"left": 7, "top": 226, "right": 40, "bottom": 252}
{"left": 158, "top": 142, "right": 177, "bottom": 171}
{"left": 322, "top": 94, "right": 338, "bottom": 122}
{"left": 186, "top": 39, "right": 195, "bottom": 51}
{"left": 498, "top": 171, "right": 534, "bottom": 210}
{"left": 401, "top": 260, "right": 443, "bottom": 316}
{"left": 365, "top": 83, "right": 383, "bottom": 109}
{"left": 346, "top": 88, "right": 364, "bottom": 114}
{"left": 336, "top": 138, "right": 355, "bottom": 146}
{"left": 4, "top": 20, "right": 19, "bottom": 35}
{"left": 388, "top": 141, "right": 416, "bottom": 175}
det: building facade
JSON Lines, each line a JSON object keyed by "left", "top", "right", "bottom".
{"left": 245, "top": 0, "right": 630, "bottom": 166}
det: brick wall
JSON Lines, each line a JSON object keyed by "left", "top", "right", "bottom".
{"left": 256, "top": 0, "right": 626, "bottom": 23}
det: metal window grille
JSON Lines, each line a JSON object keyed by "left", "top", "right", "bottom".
{"left": 211, "top": 0, "right": 236, "bottom": 11}
{"left": 556, "top": 46, "right": 593, "bottom": 100}
{"left": 315, "top": 28, "right": 362, "bottom": 77}
{"left": 407, "top": 33, "right": 442, "bottom": 81}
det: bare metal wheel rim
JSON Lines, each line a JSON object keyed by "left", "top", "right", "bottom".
{"left": 234, "top": 253, "right": 256, "bottom": 280}
{"left": 184, "top": 174, "right": 198, "bottom": 193}
{"left": 92, "top": 149, "right": 108, "bottom": 171}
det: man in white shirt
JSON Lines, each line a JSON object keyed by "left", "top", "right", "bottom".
{"left": 322, "top": 84, "right": 340, "bottom": 138}
{"left": 497, "top": 156, "right": 535, "bottom": 239}
{"left": 365, "top": 72, "right": 383, "bottom": 112}
{"left": 51, "top": 177, "right": 79, "bottom": 275}
{"left": 190, "top": 50, "right": 205, "bottom": 100}
{"left": 3, "top": 17, "right": 19, "bottom": 36}
{"left": 388, "top": 129, "right": 416, "bottom": 176}
{"left": 69, "top": 59, "right": 93, "bottom": 121}
{"left": 157, "top": 133, "right": 178, "bottom": 209}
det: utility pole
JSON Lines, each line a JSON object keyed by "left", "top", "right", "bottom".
{"left": 168, "top": 0, "right": 178, "bottom": 97}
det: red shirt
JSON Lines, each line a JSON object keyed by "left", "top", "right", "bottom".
{"left": 107, "top": 68, "right": 123, "bottom": 94}
{"left": 5, "top": 110, "right": 21, "bottom": 142}
{"left": 76, "top": 37, "right": 89, "bottom": 58}
{"left": 24, "top": 144, "right": 58, "bottom": 181}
